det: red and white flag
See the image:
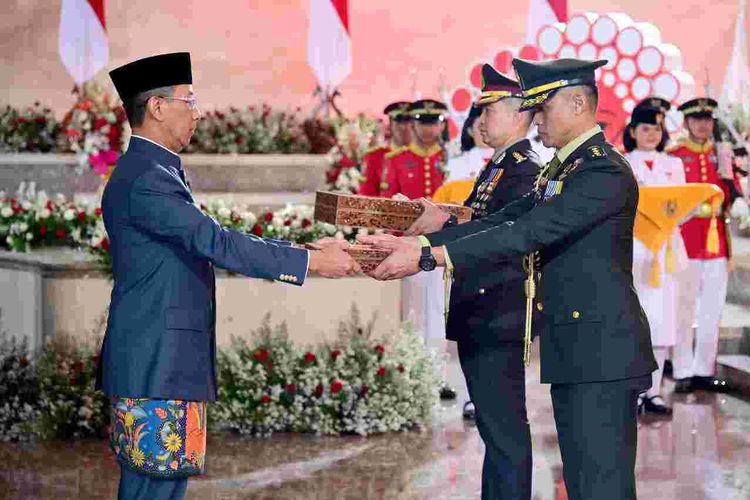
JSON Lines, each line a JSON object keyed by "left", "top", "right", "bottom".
{"left": 58, "top": 0, "right": 108, "bottom": 85}
{"left": 525, "top": 0, "right": 568, "bottom": 44}
{"left": 307, "top": 0, "right": 352, "bottom": 92}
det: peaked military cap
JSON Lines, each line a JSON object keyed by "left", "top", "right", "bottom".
{"left": 629, "top": 106, "right": 665, "bottom": 127}
{"left": 409, "top": 99, "right": 447, "bottom": 123}
{"left": 476, "top": 64, "right": 523, "bottom": 106}
{"left": 734, "top": 146, "right": 748, "bottom": 157}
{"left": 110, "top": 52, "right": 192, "bottom": 102}
{"left": 636, "top": 96, "right": 671, "bottom": 113}
{"left": 678, "top": 97, "right": 718, "bottom": 118}
{"left": 512, "top": 58, "right": 607, "bottom": 111}
{"left": 383, "top": 101, "right": 412, "bottom": 122}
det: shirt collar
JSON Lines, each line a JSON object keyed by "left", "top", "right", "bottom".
{"left": 556, "top": 125, "right": 602, "bottom": 163}
{"left": 684, "top": 138, "right": 713, "bottom": 154}
{"left": 128, "top": 135, "right": 182, "bottom": 169}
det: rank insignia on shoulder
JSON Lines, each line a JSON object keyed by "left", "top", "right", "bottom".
{"left": 586, "top": 145, "right": 607, "bottom": 159}
{"left": 512, "top": 151, "right": 527, "bottom": 163}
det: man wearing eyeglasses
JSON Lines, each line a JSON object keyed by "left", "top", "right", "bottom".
{"left": 98, "top": 52, "right": 359, "bottom": 500}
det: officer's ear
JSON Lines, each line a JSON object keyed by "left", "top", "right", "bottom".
{"left": 571, "top": 91, "right": 587, "bottom": 116}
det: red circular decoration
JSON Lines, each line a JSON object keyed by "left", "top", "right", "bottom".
{"left": 451, "top": 87, "right": 472, "bottom": 112}
{"left": 447, "top": 117, "right": 459, "bottom": 140}
{"left": 469, "top": 64, "right": 484, "bottom": 89}
{"left": 494, "top": 50, "right": 514, "bottom": 73}
{"left": 519, "top": 45, "right": 541, "bottom": 61}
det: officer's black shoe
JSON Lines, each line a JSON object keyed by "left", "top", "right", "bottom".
{"left": 439, "top": 384, "right": 457, "bottom": 400}
{"left": 462, "top": 401, "right": 476, "bottom": 421}
{"left": 673, "top": 377, "right": 694, "bottom": 394}
{"left": 638, "top": 395, "right": 673, "bottom": 416}
{"left": 663, "top": 359, "right": 674, "bottom": 378}
{"left": 692, "top": 376, "right": 731, "bottom": 392}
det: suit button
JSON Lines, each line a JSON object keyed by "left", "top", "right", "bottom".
{"left": 572, "top": 310, "right": 580, "bottom": 319}
{"left": 536, "top": 302, "right": 543, "bottom": 311}
{"left": 478, "top": 288, "right": 485, "bottom": 295}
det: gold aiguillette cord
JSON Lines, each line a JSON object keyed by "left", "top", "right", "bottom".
{"left": 522, "top": 253, "right": 536, "bottom": 366}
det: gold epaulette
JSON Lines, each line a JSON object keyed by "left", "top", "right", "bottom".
{"left": 512, "top": 151, "right": 528, "bottom": 163}
{"left": 665, "top": 141, "right": 685, "bottom": 154}
{"left": 364, "top": 145, "right": 389, "bottom": 157}
{"left": 385, "top": 146, "right": 407, "bottom": 160}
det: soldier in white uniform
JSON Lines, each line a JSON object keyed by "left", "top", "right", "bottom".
{"left": 624, "top": 104, "right": 688, "bottom": 416}
{"left": 445, "top": 105, "right": 494, "bottom": 183}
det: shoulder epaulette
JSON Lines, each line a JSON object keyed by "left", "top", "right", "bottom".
{"left": 585, "top": 145, "right": 608, "bottom": 160}
{"left": 385, "top": 146, "right": 407, "bottom": 160}
{"left": 665, "top": 142, "right": 685, "bottom": 154}
{"left": 364, "top": 145, "right": 388, "bottom": 156}
{"left": 512, "top": 151, "right": 528, "bottom": 163}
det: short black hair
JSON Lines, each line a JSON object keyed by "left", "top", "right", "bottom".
{"left": 460, "top": 106, "right": 482, "bottom": 152}
{"left": 622, "top": 122, "right": 669, "bottom": 152}
{"left": 123, "top": 85, "right": 174, "bottom": 127}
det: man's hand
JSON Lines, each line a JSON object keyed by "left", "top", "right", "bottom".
{"left": 404, "top": 198, "right": 451, "bottom": 236}
{"left": 356, "top": 233, "right": 421, "bottom": 252}
{"left": 308, "top": 243, "right": 361, "bottom": 278}
{"left": 357, "top": 233, "right": 423, "bottom": 280}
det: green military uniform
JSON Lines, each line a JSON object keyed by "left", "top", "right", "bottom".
{"left": 426, "top": 58, "right": 656, "bottom": 500}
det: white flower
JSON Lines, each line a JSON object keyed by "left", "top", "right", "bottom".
{"left": 242, "top": 211, "right": 257, "bottom": 226}
{"left": 39, "top": 208, "right": 50, "bottom": 219}
{"left": 63, "top": 209, "right": 76, "bottom": 221}
{"left": 218, "top": 207, "right": 231, "bottom": 218}
{"left": 25, "top": 233, "right": 32, "bottom": 241}
{"left": 0, "top": 207, "right": 11, "bottom": 218}
{"left": 335, "top": 231, "right": 344, "bottom": 240}
{"left": 18, "top": 222, "right": 28, "bottom": 233}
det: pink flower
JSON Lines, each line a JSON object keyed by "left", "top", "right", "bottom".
{"left": 89, "top": 150, "right": 119, "bottom": 177}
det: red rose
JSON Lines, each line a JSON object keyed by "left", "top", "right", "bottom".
{"left": 314, "top": 384, "right": 324, "bottom": 397}
{"left": 77, "top": 211, "right": 87, "bottom": 222}
{"left": 39, "top": 225, "right": 47, "bottom": 235}
{"left": 35, "top": 116, "right": 47, "bottom": 125}
{"left": 285, "top": 383, "right": 297, "bottom": 394}
{"left": 234, "top": 136, "right": 244, "bottom": 145}
{"left": 46, "top": 201, "right": 54, "bottom": 211}
{"left": 267, "top": 361, "right": 274, "bottom": 372}
{"left": 330, "top": 349, "right": 341, "bottom": 361}
{"left": 94, "top": 207, "right": 102, "bottom": 217}
{"left": 304, "top": 352, "right": 316, "bottom": 363}
{"left": 283, "top": 219, "right": 292, "bottom": 226}
{"left": 398, "top": 364, "right": 405, "bottom": 373}
{"left": 94, "top": 117, "right": 109, "bottom": 130}
{"left": 260, "top": 395, "right": 271, "bottom": 404}
{"left": 360, "top": 385, "right": 369, "bottom": 396}
{"left": 263, "top": 212, "right": 274, "bottom": 223}
{"left": 251, "top": 224, "right": 263, "bottom": 236}
{"left": 330, "top": 380, "right": 343, "bottom": 394}
{"left": 375, "top": 345, "right": 385, "bottom": 355}
{"left": 55, "top": 228, "right": 67, "bottom": 239}
{"left": 101, "top": 238, "right": 110, "bottom": 251}
{"left": 301, "top": 218, "right": 312, "bottom": 228}
{"left": 377, "top": 367, "right": 386, "bottom": 377}
{"left": 253, "top": 349, "right": 269, "bottom": 362}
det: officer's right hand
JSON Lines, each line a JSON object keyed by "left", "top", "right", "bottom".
{"left": 308, "top": 244, "right": 361, "bottom": 278}
{"left": 404, "top": 198, "right": 450, "bottom": 236}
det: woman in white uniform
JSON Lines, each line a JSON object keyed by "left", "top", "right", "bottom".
{"left": 624, "top": 104, "right": 688, "bottom": 416}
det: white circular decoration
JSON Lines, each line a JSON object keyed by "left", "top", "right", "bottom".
{"left": 617, "top": 27, "right": 643, "bottom": 56}
{"left": 623, "top": 98, "right": 636, "bottom": 112}
{"left": 672, "top": 69, "right": 696, "bottom": 102}
{"left": 591, "top": 15, "right": 618, "bottom": 46}
{"left": 631, "top": 77, "right": 652, "bottom": 100}
{"left": 565, "top": 14, "right": 594, "bottom": 45}
{"left": 538, "top": 24, "right": 565, "bottom": 55}
{"left": 616, "top": 58, "right": 637, "bottom": 82}
{"left": 602, "top": 71, "right": 616, "bottom": 87}
{"left": 615, "top": 83, "right": 630, "bottom": 99}
{"left": 598, "top": 47, "right": 619, "bottom": 69}
{"left": 578, "top": 43, "right": 598, "bottom": 61}
{"left": 653, "top": 73, "right": 680, "bottom": 101}
{"left": 558, "top": 45, "right": 578, "bottom": 58}
{"left": 636, "top": 46, "right": 664, "bottom": 77}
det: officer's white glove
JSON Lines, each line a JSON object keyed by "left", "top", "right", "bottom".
{"left": 730, "top": 198, "right": 750, "bottom": 218}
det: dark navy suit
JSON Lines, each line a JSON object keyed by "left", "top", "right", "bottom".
{"left": 96, "top": 136, "right": 308, "bottom": 498}
{"left": 435, "top": 139, "right": 539, "bottom": 500}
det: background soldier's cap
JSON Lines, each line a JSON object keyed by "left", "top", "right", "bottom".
{"left": 476, "top": 64, "right": 523, "bottom": 106}
{"left": 629, "top": 106, "right": 665, "bottom": 127}
{"left": 678, "top": 97, "right": 718, "bottom": 118}
{"left": 409, "top": 99, "right": 448, "bottom": 123}
{"left": 734, "top": 146, "right": 748, "bottom": 157}
{"left": 635, "top": 96, "right": 671, "bottom": 113}
{"left": 512, "top": 57, "right": 607, "bottom": 112}
{"left": 383, "top": 101, "right": 412, "bottom": 122}
{"left": 110, "top": 52, "right": 192, "bottom": 102}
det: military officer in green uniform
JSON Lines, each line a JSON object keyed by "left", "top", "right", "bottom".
{"left": 359, "top": 58, "right": 657, "bottom": 500}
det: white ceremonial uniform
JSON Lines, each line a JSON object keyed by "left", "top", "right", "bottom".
{"left": 626, "top": 150, "right": 688, "bottom": 395}
{"left": 445, "top": 147, "right": 493, "bottom": 182}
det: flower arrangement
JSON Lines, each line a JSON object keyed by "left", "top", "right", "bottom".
{"left": 323, "top": 115, "right": 385, "bottom": 194}
{"left": 212, "top": 310, "right": 440, "bottom": 437}
{"left": 0, "top": 327, "right": 108, "bottom": 442}
{"left": 57, "top": 82, "right": 128, "bottom": 179}
{"left": 0, "top": 102, "right": 60, "bottom": 153}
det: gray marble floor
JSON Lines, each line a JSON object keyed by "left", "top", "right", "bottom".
{"left": 1, "top": 344, "right": 749, "bottom": 500}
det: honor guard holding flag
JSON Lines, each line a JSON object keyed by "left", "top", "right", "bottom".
{"left": 358, "top": 101, "right": 412, "bottom": 197}
{"left": 359, "top": 58, "right": 656, "bottom": 500}
{"left": 99, "top": 52, "right": 357, "bottom": 500}
{"left": 405, "top": 63, "right": 539, "bottom": 499}
{"left": 670, "top": 98, "right": 735, "bottom": 393}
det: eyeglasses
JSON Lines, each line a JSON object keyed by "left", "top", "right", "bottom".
{"left": 158, "top": 95, "right": 199, "bottom": 110}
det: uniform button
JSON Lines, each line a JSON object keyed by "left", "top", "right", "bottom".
{"left": 701, "top": 176, "right": 708, "bottom": 181}
{"left": 425, "top": 189, "right": 432, "bottom": 195}
{"left": 425, "top": 180, "right": 432, "bottom": 186}
{"left": 686, "top": 168, "right": 691, "bottom": 173}
{"left": 572, "top": 310, "right": 581, "bottom": 319}
{"left": 536, "top": 302, "right": 544, "bottom": 311}
{"left": 701, "top": 167, "right": 707, "bottom": 173}
{"left": 478, "top": 288, "right": 486, "bottom": 295}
